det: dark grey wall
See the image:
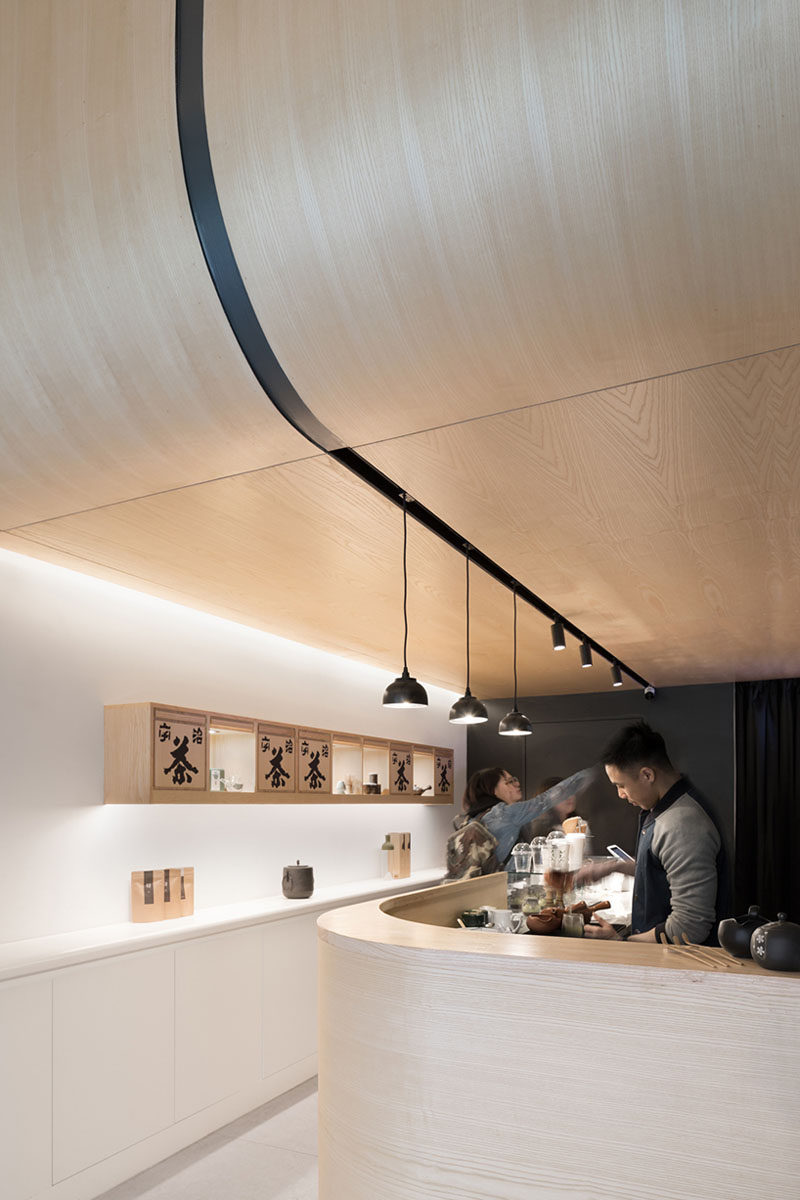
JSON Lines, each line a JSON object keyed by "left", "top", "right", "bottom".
{"left": 466, "top": 684, "right": 735, "bottom": 861}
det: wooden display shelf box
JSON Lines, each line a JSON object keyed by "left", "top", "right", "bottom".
{"left": 105, "top": 702, "right": 454, "bottom": 805}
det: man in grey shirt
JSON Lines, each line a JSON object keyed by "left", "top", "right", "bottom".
{"left": 582, "top": 722, "right": 727, "bottom": 945}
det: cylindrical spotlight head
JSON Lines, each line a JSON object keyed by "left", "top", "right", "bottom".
{"left": 498, "top": 707, "right": 533, "bottom": 736}
{"left": 449, "top": 688, "right": 489, "bottom": 724}
{"left": 610, "top": 662, "right": 623, "bottom": 688}
{"left": 551, "top": 620, "right": 566, "bottom": 651}
{"left": 580, "top": 642, "right": 593, "bottom": 668}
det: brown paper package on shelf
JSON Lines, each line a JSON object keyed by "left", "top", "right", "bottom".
{"left": 179, "top": 867, "right": 195, "bottom": 917}
{"left": 162, "top": 868, "right": 181, "bottom": 920}
{"left": 131, "top": 870, "right": 165, "bottom": 922}
{"left": 131, "top": 867, "right": 195, "bottom": 922}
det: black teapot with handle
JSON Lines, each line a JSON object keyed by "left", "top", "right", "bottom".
{"left": 718, "top": 904, "right": 771, "bottom": 959}
{"left": 282, "top": 860, "right": 314, "bottom": 899}
{"left": 750, "top": 913, "right": 800, "bottom": 972}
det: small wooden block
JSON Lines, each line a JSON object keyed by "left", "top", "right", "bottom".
{"left": 388, "top": 832, "right": 411, "bottom": 879}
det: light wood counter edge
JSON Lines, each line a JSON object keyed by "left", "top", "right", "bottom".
{"left": 316, "top": 873, "right": 800, "bottom": 981}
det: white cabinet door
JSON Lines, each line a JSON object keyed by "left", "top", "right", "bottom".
{"left": 0, "top": 976, "right": 52, "bottom": 1200}
{"left": 175, "top": 927, "right": 262, "bottom": 1120}
{"left": 262, "top": 913, "right": 318, "bottom": 1078}
{"left": 53, "top": 949, "right": 174, "bottom": 1182}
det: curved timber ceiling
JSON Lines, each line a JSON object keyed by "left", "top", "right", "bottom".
{"left": 1, "top": 0, "right": 799, "bottom": 699}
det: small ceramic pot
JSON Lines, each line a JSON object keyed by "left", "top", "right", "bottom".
{"left": 750, "top": 913, "right": 800, "bottom": 972}
{"left": 718, "top": 904, "right": 771, "bottom": 959}
{"left": 282, "top": 861, "right": 314, "bottom": 899}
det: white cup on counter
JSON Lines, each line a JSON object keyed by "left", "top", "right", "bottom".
{"left": 565, "top": 832, "right": 586, "bottom": 870}
{"left": 486, "top": 908, "right": 526, "bottom": 934}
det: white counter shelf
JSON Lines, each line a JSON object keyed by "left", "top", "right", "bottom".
{"left": 0, "top": 868, "right": 444, "bottom": 1200}
{"left": 0, "top": 868, "right": 443, "bottom": 984}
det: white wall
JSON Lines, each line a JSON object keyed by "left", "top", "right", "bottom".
{"left": 0, "top": 549, "right": 464, "bottom": 944}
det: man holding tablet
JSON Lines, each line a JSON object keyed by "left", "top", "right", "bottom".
{"left": 580, "top": 721, "right": 729, "bottom": 945}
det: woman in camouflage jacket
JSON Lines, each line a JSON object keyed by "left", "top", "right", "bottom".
{"left": 445, "top": 765, "right": 594, "bottom": 881}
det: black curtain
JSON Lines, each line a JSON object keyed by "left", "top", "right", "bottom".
{"left": 734, "top": 679, "right": 800, "bottom": 918}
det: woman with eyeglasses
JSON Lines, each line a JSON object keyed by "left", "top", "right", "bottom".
{"left": 446, "top": 765, "right": 595, "bottom": 880}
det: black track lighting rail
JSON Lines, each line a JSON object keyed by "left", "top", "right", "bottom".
{"left": 175, "top": 0, "right": 653, "bottom": 695}
{"left": 331, "top": 451, "right": 652, "bottom": 689}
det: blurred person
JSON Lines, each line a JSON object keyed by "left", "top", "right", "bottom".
{"left": 445, "top": 765, "right": 593, "bottom": 881}
{"left": 520, "top": 776, "right": 569, "bottom": 842}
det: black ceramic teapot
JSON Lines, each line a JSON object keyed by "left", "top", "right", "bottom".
{"left": 750, "top": 913, "right": 800, "bottom": 972}
{"left": 718, "top": 905, "right": 770, "bottom": 959}
{"left": 282, "top": 860, "right": 314, "bottom": 899}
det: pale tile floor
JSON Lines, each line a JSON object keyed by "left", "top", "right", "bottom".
{"left": 97, "top": 1079, "right": 318, "bottom": 1200}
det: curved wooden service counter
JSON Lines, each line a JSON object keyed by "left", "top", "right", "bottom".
{"left": 317, "top": 874, "right": 800, "bottom": 1200}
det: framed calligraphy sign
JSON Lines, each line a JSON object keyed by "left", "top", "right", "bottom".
{"left": 297, "top": 728, "right": 332, "bottom": 795}
{"left": 152, "top": 707, "right": 208, "bottom": 791}
{"left": 389, "top": 742, "right": 414, "bottom": 797}
{"left": 257, "top": 722, "right": 297, "bottom": 793}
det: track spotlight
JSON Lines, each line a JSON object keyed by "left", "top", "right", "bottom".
{"left": 550, "top": 620, "right": 566, "bottom": 651}
{"left": 580, "top": 642, "right": 593, "bottom": 668}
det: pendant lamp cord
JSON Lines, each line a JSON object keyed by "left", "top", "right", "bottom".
{"left": 512, "top": 585, "right": 518, "bottom": 705}
{"left": 464, "top": 546, "right": 471, "bottom": 693}
{"left": 402, "top": 493, "right": 409, "bottom": 672}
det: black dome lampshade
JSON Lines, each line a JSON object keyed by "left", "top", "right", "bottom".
{"left": 449, "top": 687, "right": 489, "bottom": 724}
{"left": 383, "top": 667, "right": 429, "bottom": 707}
{"left": 498, "top": 586, "right": 532, "bottom": 737}
{"left": 449, "top": 547, "right": 488, "bottom": 725}
{"left": 498, "top": 706, "right": 533, "bottom": 736}
{"left": 382, "top": 493, "right": 428, "bottom": 709}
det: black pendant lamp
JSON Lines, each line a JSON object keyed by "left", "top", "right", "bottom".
{"left": 610, "top": 662, "right": 623, "bottom": 688}
{"left": 382, "top": 494, "right": 428, "bottom": 708}
{"left": 498, "top": 587, "right": 532, "bottom": 736}
{"left": 449, "top": 547, "right": 488, "bottom": 724}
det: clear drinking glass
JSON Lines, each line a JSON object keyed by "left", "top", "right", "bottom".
{"left": 543, "top": 836, "right": 575, "bottom": 908}
{"left": 561, "top": 912, "right": 584, "bottom": 937}
{"left": 510, "top": 842, "right": 533, "bottom": 874}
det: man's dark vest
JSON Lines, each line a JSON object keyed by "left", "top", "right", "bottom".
{"left": 631, "top": 777, "right": 730, "bottom": 946}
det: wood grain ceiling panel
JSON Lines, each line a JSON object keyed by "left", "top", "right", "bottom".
{"left": 358, "top": 346, "right": 800, "bottom": 685}
{"left": 0, "top": 0, "right": 317, "bottom": 530}
{"left": 204, "top": 0, "right": 800, "bottom": 446}
{"left": 3, "top": 1, "right": 797, "bottom": 698}
{"left": 2, "top": 454, "right": 639, "bottom": 698}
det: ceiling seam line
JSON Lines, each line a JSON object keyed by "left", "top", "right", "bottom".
{"left": 3, "top": 449, "right": 330, "bottom": 533}
{"left": 350, "top": 337, "right": 800, "bottom": 453}
{"left": 0, "top": 531, "right": 325, "bottom": 635}
{"left": 173, "top": 0, "right": 653, "bottom": 692}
